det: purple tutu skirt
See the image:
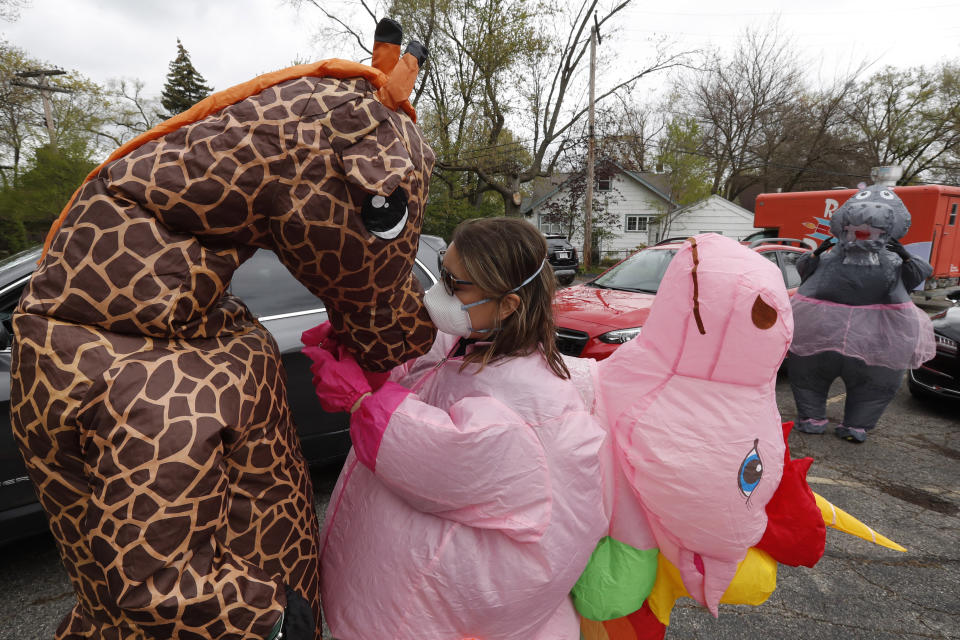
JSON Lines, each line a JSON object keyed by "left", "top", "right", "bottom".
{"left": 789, "top": 294, "right": 936, "bottom": 370}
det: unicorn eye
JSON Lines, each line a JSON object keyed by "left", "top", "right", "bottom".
{"left": 880, "top": 190, "right": 895, "bottom": 200}
{"left": 738, "top": 440, "right": 763, "bottom": 499}
{"left": 855, "top": 190, "right": 871, "bottom": 199}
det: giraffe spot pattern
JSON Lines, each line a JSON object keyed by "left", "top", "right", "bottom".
{"left": 12, "top": 73, "right": 436, "bottom": 639}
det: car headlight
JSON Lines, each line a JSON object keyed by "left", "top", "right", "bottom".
{"left": 598, "top": 327, "right": 642, "bottom": 344}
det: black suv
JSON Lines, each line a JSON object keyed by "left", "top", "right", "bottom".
{"left": 544, "top": 235, "right": 580, "bottom": 286}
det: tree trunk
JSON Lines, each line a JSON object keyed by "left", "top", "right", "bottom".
{"left": 503, "top": 174, "right": 522, "bottom": 217}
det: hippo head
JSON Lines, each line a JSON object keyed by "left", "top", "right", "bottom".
{"left": 830, "top": 184, "right": 911, "bottom": 258}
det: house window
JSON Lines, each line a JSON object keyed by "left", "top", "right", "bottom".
{"left": 540, "top": 216, "right": 562, "bottom": 235}
{"left": 950, "top": 203, "right": 957, "bottom": 226}
{"left": 597, "top": 177, "right": 611, "bottom": 192}
{"left": 625, "top": 215, "right": 649, "bottom": 232}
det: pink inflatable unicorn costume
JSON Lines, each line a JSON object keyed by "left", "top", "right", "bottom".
{"left": 602, "top": 233, "right": 791, "bottom": 608}
{"left": 571, "top": 234, "right": 905, "bottom": 639}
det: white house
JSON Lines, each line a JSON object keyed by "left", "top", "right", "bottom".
{"left": 522, "top": 162, "right": 675, "bottom": 262}
{"left": 655, "top": 195, "right": 763, "bottom": 242}
{"left": 523, "top": 164, "right": 765, "bottom": 261}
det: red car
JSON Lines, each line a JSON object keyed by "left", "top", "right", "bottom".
{"left": 554, "top": 238, "right": 810, "bottom": 359}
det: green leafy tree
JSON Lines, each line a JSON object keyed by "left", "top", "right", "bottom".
{"left": 0, "top": 142, "right": 95, "bottom": 255}
{"left": 656, "top": 116, "right": 712, "bottom": 206}
{"left": 160, "top": 39, "right": 212, "bottom": 117}
{"left": 0, "top": 42, "right": 113, "bottom": 179}
{"left": 422, "top": 189, "right": 501, "bottom": 241}
{"left": 653, "top": 115, "right": 712, "bottom": 240}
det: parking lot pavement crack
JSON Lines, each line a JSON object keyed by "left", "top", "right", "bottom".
{"left": 807, "top": 461, "right": 960, "bottom": 518}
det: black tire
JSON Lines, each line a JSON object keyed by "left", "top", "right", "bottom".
{"left": 558, "top": 274, "right": 575, "bottom": 286}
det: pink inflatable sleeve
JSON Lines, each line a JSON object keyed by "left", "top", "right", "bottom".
{"left": 350, "top": 381, "right": 411, "bottom": 470}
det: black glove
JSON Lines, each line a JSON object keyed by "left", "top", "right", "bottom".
{"left": 886, "top": 237, "right": 912, "bottom": 261}
{"left": 813, "top": 238, "right": 835, "bottom": 256}
{"left": 280, "top": 585, "right": 315, "bottom": 640}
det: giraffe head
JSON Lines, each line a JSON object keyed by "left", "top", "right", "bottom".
{"left": 33, "top": 19, "right": 437, "bottom": 371}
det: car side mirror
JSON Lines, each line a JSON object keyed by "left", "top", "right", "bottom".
{"left": 0, "top": 323, "right": 9, "bottom": 350}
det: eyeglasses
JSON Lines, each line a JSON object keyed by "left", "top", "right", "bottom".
{"left": 437, "top": 249, "right": 474, "bottom": 295}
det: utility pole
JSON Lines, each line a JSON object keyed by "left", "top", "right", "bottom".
{"left": 12, "top": 69, "right": 72, "bottom": 147}
{"left": 582, "top": 14, "right": 600, "bottom": 272}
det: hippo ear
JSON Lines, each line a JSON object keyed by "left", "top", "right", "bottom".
{"left": 889, "top": 203, "right": 912, "bottom": 240}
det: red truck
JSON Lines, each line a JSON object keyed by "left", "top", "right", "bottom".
{"left": 754, "top": 185, "right": 960, "bottom": 286}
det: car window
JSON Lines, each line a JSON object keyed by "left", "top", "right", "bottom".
{"left": 778, "top": 251, "right": 803, "bottom": 288}
{"left": 0, "top": 278, "right": 28, "bottom": 347}
{"left": 231, "top": 250, "right": 323, "bottom": 318}
{"left": 592, "top": 248, "right": 677, "bottom": 293}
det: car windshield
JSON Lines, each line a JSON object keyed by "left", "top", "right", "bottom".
{"left": 590, "top": 248, "right": 677, "bottom": 293}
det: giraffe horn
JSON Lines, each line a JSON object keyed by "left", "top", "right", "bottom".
{"left": 372, "top": 17, "right": 403, "bottom": 75}
{"left": 813, "top": 492, "right": 906, "bottom": 552}
{"left": 377, "top": 41, "right": 427, "bottom": 112}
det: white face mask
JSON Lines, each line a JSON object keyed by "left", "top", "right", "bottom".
{"left": 423, "top": 284, "right": 493, "bottom": 337}
{"left": 423, "top": 259, "right": 547, "bottom": 338}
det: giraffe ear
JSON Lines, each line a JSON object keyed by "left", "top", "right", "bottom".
{"left": 340, "top": 119, "right": 415, "bottom": 197}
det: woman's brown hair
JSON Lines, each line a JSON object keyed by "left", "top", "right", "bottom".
{"left": 451, "top": 217, "right": 570, "bottom": 379}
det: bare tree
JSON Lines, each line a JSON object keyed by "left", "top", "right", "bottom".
{"left": 293, "top": 0, "right": 692, "bottom": 214}
{"left": 0, "top": 0, "right": 29, "bottom": 23}
{"left": 593, "top": 95, "right": 664, "bottom": 171}
{"left": 844, "top": 63, "right": 960, "bottom": 185}
{"left": 539, "top": 157, "right": 622, "bottom": 240}
{"left": 93, "top": 78, "right": 163, "bottom": 147}
{"left": 677, "top": 24, "right": 803, "bottom": 201}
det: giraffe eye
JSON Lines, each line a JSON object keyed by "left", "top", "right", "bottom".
{"left": 362, "top": 187, "right": 409, "bottom": 240}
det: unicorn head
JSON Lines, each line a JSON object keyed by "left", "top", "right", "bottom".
{"left": 611, "top": 234, "right": 793, "bottom": 615}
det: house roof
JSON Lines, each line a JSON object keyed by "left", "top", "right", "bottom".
{"left": 520, "top": 160, "right": 675, "bottom": 215}
{"left": 669, "top": 194, "right": 755, "bottom": 221}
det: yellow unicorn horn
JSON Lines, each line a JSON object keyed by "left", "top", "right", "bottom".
{"left": 813, "top": 492, "right": 906, "bottom": 552}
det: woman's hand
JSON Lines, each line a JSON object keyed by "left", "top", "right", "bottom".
{"left": 302, "top": 321, "right": 390, "bottom": 390}
{"left": 303, "top": 344, "right": 372, "bottom": 414}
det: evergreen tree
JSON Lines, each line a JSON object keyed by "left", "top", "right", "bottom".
{"left": 160, "top": 39, "right": 212, "bottom": 117}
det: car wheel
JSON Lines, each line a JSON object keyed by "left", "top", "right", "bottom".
{"left": 558, "top": 274, "right": 575, "bottom": 286}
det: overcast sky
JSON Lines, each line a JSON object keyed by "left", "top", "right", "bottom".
{"left": 4, "top": 0, "right": 960, "bottom": 98}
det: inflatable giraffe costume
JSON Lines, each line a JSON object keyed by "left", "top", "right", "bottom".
{"left": 10, "top": 19, "right": 434, "bottom": 640}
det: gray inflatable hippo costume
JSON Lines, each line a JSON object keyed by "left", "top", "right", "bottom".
{"left": 788, "top": 184, "right": 935, "bottom": 442}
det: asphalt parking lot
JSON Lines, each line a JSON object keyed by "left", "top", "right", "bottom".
{"left": 1, "top": 292, "right": 957, "bottom": 638}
